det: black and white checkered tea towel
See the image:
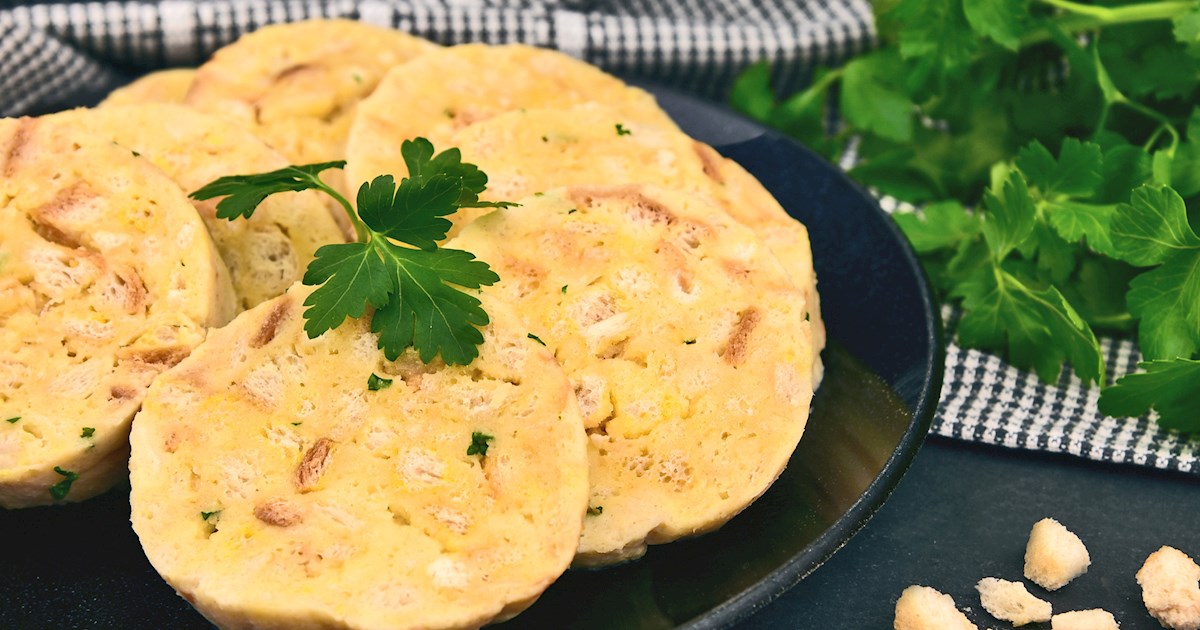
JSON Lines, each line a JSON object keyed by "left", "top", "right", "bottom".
{"left": 0, "top": 0, "right": 873, "bottom": 115}
{"left": 1, "top": 1, "right": 1195, "bottom": 475}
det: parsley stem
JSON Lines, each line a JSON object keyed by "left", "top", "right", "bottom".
{"left": 313, "top": 181, "right": 370, "bottom": 243}
{"left": 1036, "top": 0, "right": 1191, "bottom": 23}
{"left": 1021, "top": 0, "right": 1191, "bottom": 46}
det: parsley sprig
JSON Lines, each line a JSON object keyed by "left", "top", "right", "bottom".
{"left": 732, "top": 1, "right": 1200, "bottom": 431}
{"left": 192, "top": 139, "right": 515, "bottom": 365}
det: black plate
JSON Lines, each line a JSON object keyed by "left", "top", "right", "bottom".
{"left": 0, "top": 86, "right": 942, "bottom": 629}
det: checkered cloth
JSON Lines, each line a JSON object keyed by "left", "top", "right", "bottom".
{"left": 2, "top": 1, "right": 1195, "bottom": 474}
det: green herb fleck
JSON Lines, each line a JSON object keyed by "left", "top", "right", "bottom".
{"left": 587, "top": 506, "right": 603, "bottom": 516}
{"left": 49, "top": 467, "right": 79, "bottom": 501}
{"left": 201, "top": 509, "right": 222, "bottom": 521}
{"left": 567, "top": 208, "right": 577, "bottom": 215}
{"left": 615, "top": 123, "right": 631, "bottom": 136}
{"left": 352, "top": 72, "right": 363, "bottom": 84}
{"left": 291, "top": 422, "right": 303, "bottom": 427}
{"left": 368, "top": 373, "right": 394, "bottom": 391}
{"left": 4, "top": 416, "right": 19, "bottom": 424}
{"left": 684, "top": 338, "right": 697, "bottom": 345}
{"left": 541, "top": 135, "right": 549, "bottom": 142}
{"left": 561, "top": 285, "right": 568, "bottom": 294}
{"left": 467, "top": 432, "right": 493, "bottom": 457}
{"left": 527, "top": 333, "right": 546, "bottom": 346}
{"left": 80, "top": 427, "right": 95, "bottom": 439}
{"left": 131, "top": 150, "right": 141, "bottom": 157}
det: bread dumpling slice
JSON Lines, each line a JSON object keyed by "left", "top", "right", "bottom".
{"left": 51, "top": 104, "right": 350, "bottom": 310}
{"left": 446, "top": 103, "right": 825, "bottom": 367}
{"left": 129, "top": 283, "right": 589, "bottom": 629}
{"left": 345, "top": 43, "right": 676, "bottom": 198}
{"left": 100, "top": 68, "right": 196, "bottom": 106}
{"left": 449, "top": 185, "right": 817, "bottom": 566}
{"left": 0, "top": 116, "right": 235, "bottom": 508}
{"left": 185, "top": 18, "right": 437, "bottom": 168}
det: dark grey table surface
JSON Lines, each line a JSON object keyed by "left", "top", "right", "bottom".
{"left": 744, "top": 436, "right": 1200, "bottom": 629}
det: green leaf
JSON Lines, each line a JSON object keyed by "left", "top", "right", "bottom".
{"left": 80, "top": 427, "right": 95, "bottom": 439}
{"left": 889, "top": 0, "right": 979, "bottom": 86}
{"left": 1175, "top": 9, "right": 1200, "bottom": 45}
{"left": 356, "top": 174, "right": 460, "bottom": 250}
{"left": 729, "top": 61, "right": 775, "bottom": 121}
{"left": 840, "top": 53, "right": 915, "bottom": 143}
{"left": 1014, "top": 138, "right": 1103, "bottom": 199}
{"left": 982, "top": 170, "right": 1037, "bottom": 260}
{"left": 301, "top": 242, "right": 395, "bottom": 338}
{"left": 1094, "top": 144, "right": 1152, "bottom": 204}
{"left": 1092, "top": 43, "right": 1127, "bottom": 105}
{"left": 955, "top": 264, "right": 1104, "bottom": 384}
{"left": 1045, "top": 201, "right": 1118, "bottom": 257}
{"left": 467, "top": 431, "right": 493, "bottom": 457}
{"left": 401, "top": 138, "right": 491, "bottom": 206}
{"left": 1031, "top": 222, "right": 1077, "bottom": 286}
{"left": 1127, "top": 253, "right": 1200, "bottom": 361}
{"left": 963, "top": 0, "right": 1028, "bottom": 50}
{"left": 1110, "top": 185, "right": 1200, "bottom": 266}
{"left": 1168, "top": 142, "right": 1200, "bottom": 197}
{"left": 189, "top": 161, "right": 346, "bottom": 220}
{"left": 370, "top": 245, "right": 498, "bottom": 365}
{"left": 893, "top": 201, "right": 982, "bottom": 253}
{"left": 1100, "top": 359, "right": 1200, "bottom": 432}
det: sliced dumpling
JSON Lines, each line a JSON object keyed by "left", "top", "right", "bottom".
{"left": 51, "top": 104, "right": 349, "bottom": 310}
{"left": 345, "top": 43, "right": 676, "bottom": 197}
{"left": 129, "top": 283, "right": 589, "bottom": 628}
{"left": 444, "top": 103, "right": 824, "bottom": 365}
{"left": 100, "top": 68, "right": 196, "bottom": 106}
{"left": 0, "top": 116, "right": 235, "bottom": 507}
{"left": 449, "top": 185, "right": 817, "bottom": 566}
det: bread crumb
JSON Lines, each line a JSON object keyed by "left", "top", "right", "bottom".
{"left": 1137, "top": 546, "right": 1200, "bottom": 630}
{"left": 894, "top": 585, "right": 978, "bottom": 630}
{"left": 976, "top": 577, "right": 1052, "bottom": 626}
{"left": 1051, "top": 609, "right": 1120, "bottom": 630}
{"left": 1024, "top": 518, "right": 1090, "bottom": 590}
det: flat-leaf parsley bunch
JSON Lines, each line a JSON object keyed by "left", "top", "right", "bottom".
{"left": 192, "top": 138, "right": 514, "bottom": 365}
{"left": 732, "top": 0, "right": 1200, "bottom": 431}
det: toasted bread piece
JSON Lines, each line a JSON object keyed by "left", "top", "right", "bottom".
{"left": 0, "top": 116, "right": 234, "bottom": 507}
{"left": 51, "top": 104, "right": 348, "bottom": 309}
{"left": 1025, "top": 518, "right": 1091, "bottom": 591}
{"left": 449, "top": 185, "right": 816, "bottom": 566}
{"left": 445, "top": 103, "right": 824, "bottom": 373}
{"left": 976, "top": 577, "right": 1052, "bottom": 626}
{"left": 345, "top": 43, "right": 675, "bottom": 198}
{"left": 1051, "top": 609, "right": 1120, "bottom": 630}
{"left": 1138, "top": 546, "right": 1200, "bottom": 630}
{"left": 894, "top": 586, "right": 978, "bottom": 630}
{"left": 100, "top": 69, "right": 196, "bottom": 106}
{"left": 129, "top": 283, "right": 589, "bottom": 629}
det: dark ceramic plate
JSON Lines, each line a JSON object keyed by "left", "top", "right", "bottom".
{"left": 0, "top": 86, "right": 942, "bottom": 629}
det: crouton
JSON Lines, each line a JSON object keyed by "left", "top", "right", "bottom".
{"left": 1051, "top": 609, "right": 1120, "bottom": 630}
{"left": 1137, "top": 546, "right": 1200, "bottom": 630}
{"left": 1025, "top": 518, "right": 1091, "bottom": 590}
{"left": 977, "top": 577, "right": 1052, "bottom": 625}
{"left": 894, "top": 585, "right": 978, "bottom": 630}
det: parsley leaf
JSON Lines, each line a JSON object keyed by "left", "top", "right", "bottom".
{"left": 587, "top": 506, "right": 604, "bottom": 516}
{"left": 1015, "top": 139, "right": 1103, "bottom": 199}
{"left": 962, "top": 0, "right": 1027, "bottom": 51}
{"left": 201, "top": 509, "right": 222, "bottom": 521}
{"left": 1126, "top": 254, "right": 1200, "bottom": 361}
{"left": 1110, "top": 185, "right": 1200, "bottom": 266}
{"left": 981, "top": 170, "right": 1037, "bottom": 261}
{"left": 190, "top": 161, "right": 347, "bottom": 220}
{"left": 367, "top": 373, "right": 393, "bottom": 391}
{"left": 4, "top": 416, "right": 18, "bottom": 424}
{"left": 80, "top": 427, "right": 95, "bottom": 439}
{"left": 49, "top": 467, "right": 79, "bottom": 501}
{"left": 1099, "top": 359, "right": 1200, "bottom": 432}
{"left": 467, "top": 432, "right": 493, "bottom": 457}
{"left": 615, "top": 123, "right": 632, "bottom": 136}
{"left": 893, "top": 200, "right": 982, "bottom": 253}
{"left": 195, "top": 140, "right": 507, "bottom": 366}
{"left": 527, "top": 333, "right": 546, "bottom": 346}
